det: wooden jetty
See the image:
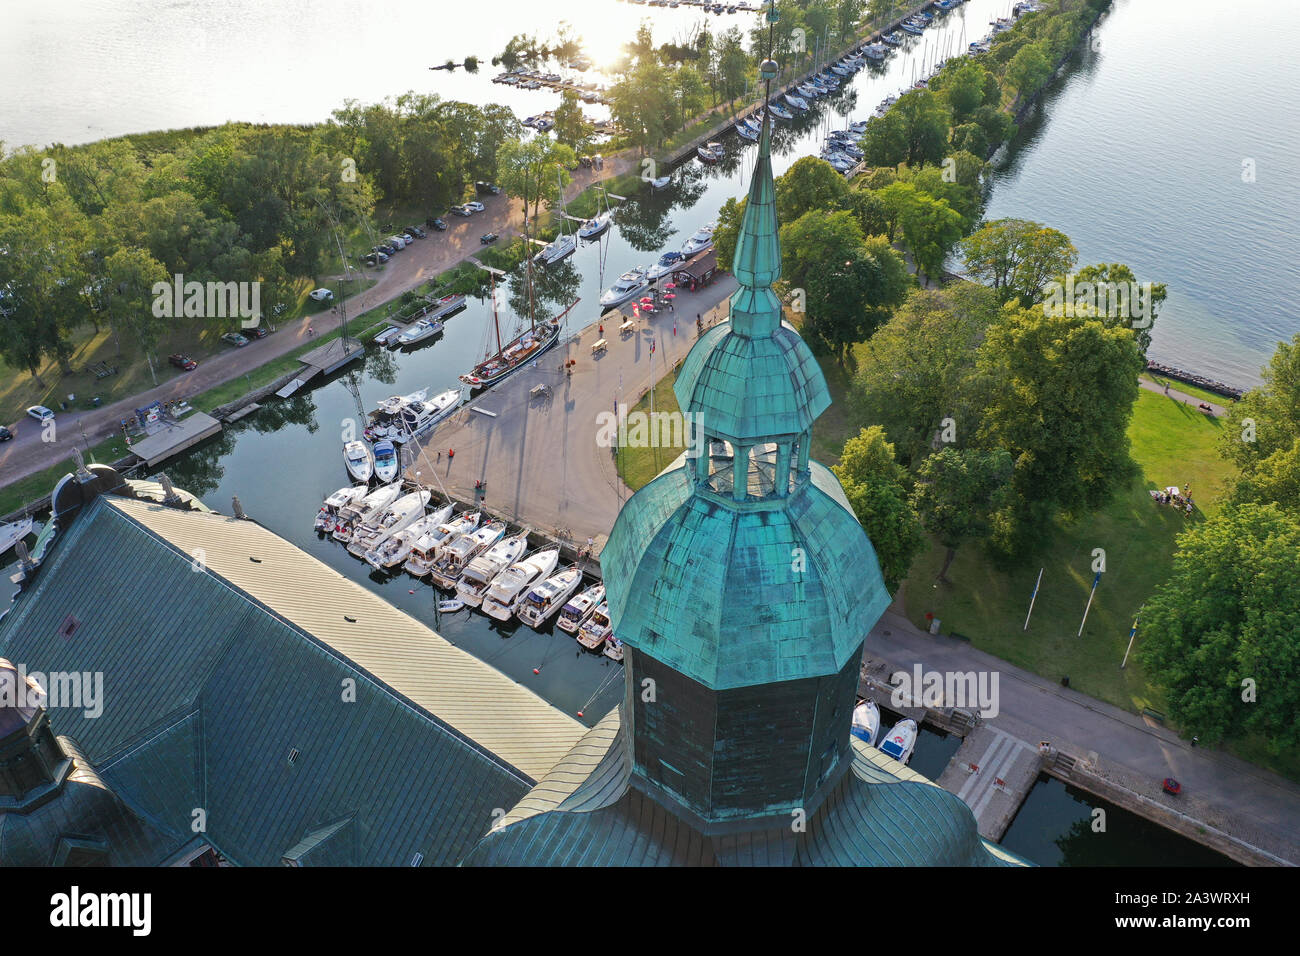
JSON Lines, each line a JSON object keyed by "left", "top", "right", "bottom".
{"left": 276, "top": 337, "right": 365, "bottom": 398}
{"left": 128, "top": 411, "right": 223, "bottom": 467}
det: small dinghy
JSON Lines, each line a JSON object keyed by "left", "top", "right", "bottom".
{"left": 851, "top": 700, "right": 881, "bottom": 747}
{"left": 438, "top": 599, "right": 465, "bottom": 613}
{"left": 373, "top": 439, "right": 399, "bottom": 483}
{"left": 879, "top": 717, "right": 918, "bottom": 764}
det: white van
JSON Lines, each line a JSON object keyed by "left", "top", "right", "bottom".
{"left": 388, "top": 236, "right": 407, "bottom": 250}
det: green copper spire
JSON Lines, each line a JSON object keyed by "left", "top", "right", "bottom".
{"left": 729, "top": 117, "right": 782, "bottom": 338}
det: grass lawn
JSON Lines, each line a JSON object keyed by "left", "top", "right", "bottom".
{"left": 614, "top": 366, "right": 686, "bottom": 490}
{"left": 0, "top": 275, "right": 360, "bottom": 426}
{"left": 0, "top": 434, "right": 128, "bottom": 518}
{"left": 1140, "top": 373, "right": 1244, "bottom": 407}
{"left": 902, "top": 388, "right": 1236, "bottom": 712}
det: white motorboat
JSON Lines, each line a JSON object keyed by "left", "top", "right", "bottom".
{"left": 331, "top": 482, "right": 402, "bottom": 543}
{"left": 343, "top": 440, "right": 373, "bottom": 483}
{"left": 599, "top": 267, "right": 650, "bottom": 309}
{"left": 577, "top": 602, "right": 613, "bottom": 650}
{"left": 851, "top": 700, "right": 881, "bottom": 747}
{"left": 373, "top": 439, "right": 399, "bottom": 483}
{"left": 314, "top": 485, "right": 367, "bottom": 533}
{"left": 347, "top": 489, "right": 431, "bottom": 558}
{"left": 438, "top": 599, "right": 465, "bottom": 613}
{"left": 603, "top": 635, "right": 624, "bottom": 662}
{"left": 397, "top": 316, "right": 444, "bottom": 346}
{"left": 481, "top": 547, "right": 560, "bottom": 621}
{"left": 557, "top": 582, "right": 606, "bottom": 634}
{"left": 364, "top": 503, "right": 454, "bottom": 569}
{"left": 879, "top": 717, "right": 918, "bottom": 764}
{"left": 516, "top": 566, "right": 583, "bottom": 629}
{"left": 0, "top": 516, "right": 33, "bottom": 555}
{"left": 651, "top": 175, "right": 672, "bottom": 189}
{"left": 428, "top": 519, "right": 508, "bottom": 589}
{"left": 402, "top": 511, "right": 480, "bottom": 577}
{"left": 681, "top": 225, "right": 714, "bottom": 257}
{"left": 456, "top": 531, "right": 529, "bottom": 607}
{"left": 696, "top": 141, "right": 725, "bottom": 163}
{"left": 646, "top": 251, "right": 685, "bottom": 281}
{"left": 365, "top": 388, "right": 461, "bottom": 444}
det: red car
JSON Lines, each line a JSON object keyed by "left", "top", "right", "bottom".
{"left": 169, "top": 353, "right": 197, "bottom": 371}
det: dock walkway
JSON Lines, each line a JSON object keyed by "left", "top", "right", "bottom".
{"left": 937, "top": 726, "right": 1043, "bottom": 841}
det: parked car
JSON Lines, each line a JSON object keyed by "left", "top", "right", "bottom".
{"left": 475, "top": 181, "right": 502, "bottom": 195}
{"left": 375, "top": 244, "right": 395, "bottom": 257}
{"left": 26, "top": 405, "right": 55, "bottom": 422}
{"left": 464, "top": 201, "right": 485, "bottom": 213}
{"left": 168, "top": 353, "right": 198, "bottom": 371}
{"left": 0, "top": 426, "right": 12, "bottom": 442}
{"left": 398, "top": 232, "right": 415, "bottom": 244}
{"left": 425, "top": 215, "right": 446, "bottom": 230}
{"left": 480, "top": 233, "right": 499, "bottom": 244}
{"left": 449, "top": 205, "right": 470, "bottom": 217}
{"left": 308, "top": 288, "right": 334, "bottom": 302}
{"left": 407, "top": 225, "right": 426, "bottom": 238}
{"left": 245, "top": 326, "right": 268, "bottom": 339}
{"left": 221, "top": 333, "right": 249, "bottom": 347}
{"left": 361, "top": 253, "right": 379, "bottom": 266}
{"left": 388, "top": 236, "right": 406, "bottom": 250}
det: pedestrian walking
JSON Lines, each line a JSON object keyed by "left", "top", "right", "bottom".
{"left": 448, "top": 448, "right": 455, "bottom": 462}
{"left": 673, "top": 323, "right": 677, "bottom": 337}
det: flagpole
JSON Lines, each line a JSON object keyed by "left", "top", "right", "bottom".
{"left": 1078, "top": 571, "right": 1102, "bottom": 638}
{"left": 1023, "top": 567, "right": 1043, "bottom": 631}
{"left": 1121, "top": 618, "right": 1139, "bottom": 669}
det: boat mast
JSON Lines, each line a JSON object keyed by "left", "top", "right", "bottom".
{"left": 491, "top": 271, "right": 504, "bottom": 357}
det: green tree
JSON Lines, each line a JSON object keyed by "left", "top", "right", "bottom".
{"left": 879, "top": 181, "right": 965, "bottom": 282}
{"left": 832, "top": 426, "right": 925, "bottom": 592}
{"left": 1139, "top": 503, "right": 1300, "bottom": 749}
{"left": 103, "top": 246, "right": 169, "bottom": 384}
{"left": 553, "top": 90, "right": 594, "bottom": 153}
{"left": 976, "top": 304, "right": 1144, "bottom": 547}
{"left": 779, "top": 208, "right": 865, "bottom": 292}
{"left": 911, "top": 447, "right": 1014, "bottom": 581}
{"left": 1061, "top": 262, "right": 1167, "bottom": 357}
{"left": 1221, "top": 334, "right": 1300, "bottom": 512}
{"left": 713, "top": 196, "right": 747, "bottom": 272}
{"left": 851, "top": 283, "right": 1000, "bottom": 466}
{"left": 775, "top": 156, "right": 850, "bottom": 225}
{"left": 497, "top": 137, "right": 576, "bottom": 227}
{"left": 1006, "top": 43, "right": 1052, "bottom": 100}
{"left": 803, "top": 234, "right": 910, "bottom": 364}
{"left": 959, "top": 217, "right": 1077, "bottom": 305}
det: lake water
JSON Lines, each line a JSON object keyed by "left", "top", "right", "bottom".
{"left": 0, "top": 0, "right": 1273, "bottom": 863}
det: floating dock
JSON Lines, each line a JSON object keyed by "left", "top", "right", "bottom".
{"left": 278, "top": 337, "right": 365, "bottom": 397}
{"left": 937, "top": 726, "right": 1043, "bottom": 841}
{"left": 128, "top": 412, "right": 223, "bottom": 467}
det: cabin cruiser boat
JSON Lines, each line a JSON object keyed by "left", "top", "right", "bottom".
{"left": 603, "top": 636, "right": 624, "bottom": 662}
{"left": 481, "top": 547, "right": 560, "bottom": 621}
{"left": 373, "top": 440, "right": 400, "bottom": 484}
{"left": 517, "top": 566, "right": 583, "bottom": 629}
{"left": 331, "top": 482, "right": 402, "bottom": 543}
{"left": 557, "top": 583, "right": 606, "bottom": 634}
{"left": 428, "top": 519, "right": 507, "bottom": 589}
{"left": 402, "top": 511, "right": 480, "bottom": 577}
{"left": 599, "top": 266, "right": 651, "bottom": 308}
{"left": 851, "top": 700, "right": 881, "bottom": 746}
{"left": 347, "top": 489, "right": 431, "bottom": 558}
{"left": 681, "top": 226, "right": 714, "bottom": 257}
{"left": 364, "top": 503, "right": 454, "bottom": 569}
{"left": 456, "top": 531, "right": 529, "bottom": 607}
{"left": 647, "top": 251, "right": 685, "bottom": 281}
{"left": 343, "top": 440, "right": 373, "bottom": 483}
{"left": 577, "top": 603, "right": 613, "bottom": 650}
{"left": 879, "top": 718, "right": 918, "bottom": 763}
{"left": 364, "top": 388, "right": 460, "bottom": 444}
{"left": 314, "top": 485, "right": 368, "bottom": 533}
{"left": 396, "top": 316, "right": 444, "bottom": 346}
{"left": 0, "top": 517, "right": 33, "bottom": 556}
{"left": 697, "top": 141, "right": 725, "bottom": 163}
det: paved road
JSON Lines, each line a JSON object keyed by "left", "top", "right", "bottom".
{"left": 867, "top": 608, "right": 1300, "bottom": 863}
{"left": 411, "top": 273, "right": 738, "bottom": 549}
{"left": 0, "top": 163, "right": 635, "bottom": 495}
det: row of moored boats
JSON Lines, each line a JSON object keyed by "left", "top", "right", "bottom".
{"left": 314, "top": 485, "right": 624, "bottom": 659}
{"left": 850, "top": 699, "right": 919, "bottom": 764}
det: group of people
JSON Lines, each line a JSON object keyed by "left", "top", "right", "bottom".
{"left": 1151, "top": 482, "right": 1195, "bottom": 515}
